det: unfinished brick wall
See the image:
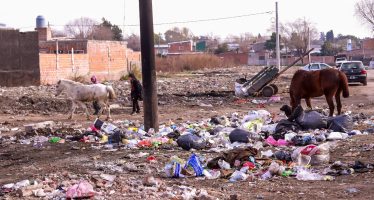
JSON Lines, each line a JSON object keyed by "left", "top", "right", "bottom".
{"left": 219, "top": 52, "right": 249, "bottom": 65}
{"left": 0, "top": 30, "right": 40, "bottom": 86}
{"left": 87, "top": 40, "right": 128, "bottom": 81}
{"left": 39, "top": 40, "right": 88, "bottom": 54}
{"left": 39, "top": 54, "right": 89, "bottom": 85}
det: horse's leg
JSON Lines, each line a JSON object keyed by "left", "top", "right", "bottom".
{"left": 96, "top": 101, "right": 104, "bottom": 119}
{"left": 325, "top": 93, "right": 335, "bottom": 116}
{"left": 291, "top": 96, "right": 301, "bottom": 112}
{"left": 77, "top": 101, "right": 90, "bottom": 120}
{"left": 106, "top": 101, "right": 111, "bottom": 120}
{"left": 335, "top": 91, "right": 342, "bottom": 115}
{"left": 68, "top": 100, "right": 76, "bottom": 119}
{"left": 305, "top": 98, "right": 312, "bottom": 109}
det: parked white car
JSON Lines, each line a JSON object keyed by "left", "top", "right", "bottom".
{"left": 335, "top": 57, "right": 347, "bottom": 67}
{"left": 301, "top": 63, "right": 332, "bottom": 71}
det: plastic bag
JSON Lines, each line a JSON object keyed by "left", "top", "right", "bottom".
{"left": 229, "top": 170, "right": 248, "bottom": 182}
{"left": 296, "top": 168, "right": 323, "bottom": 181}
{"left": 184, "top": 154, "right": 204, "bottom": 177}
{"left": 229, "top": 128, "right": 251, "bottom": 143}
{"left": 241, "top": 119, "right": 263, "bottom": 133}
{"left": 66, "top": 180, "right": 96, "bottom": 199}
{"left": 176, "top": 134, "right": 206, "bottom": 151}
{"left": 327, "top": 132, "right": 348, "bottom": 140}
{"left": 292, "top": 143, "right": 330, "bottom": 166}
{"left": 218, "top": 159, "right": 231, "bottom": 170}
{"left": 165, "top": 156, "right": 185, "bottom": 178}
{"left": 327, "top": 115, "right": 353, "bottom": 133}
{"left": 266, "top": 136, "right": 288, "bottom": 146}
{"left": 310, "top": 142, "right": 330, "bottom": 165}
{"left": 273, "top": 119, "right": 301, "bottom": 140}
{"left": 235, "top": 81, "right": 246, "bottom": 97}
{"left": 203, "top": 170, "right": 221, "bottom": 179}
{"left": 296, "top": 110, "right": 327, "bottom": 130}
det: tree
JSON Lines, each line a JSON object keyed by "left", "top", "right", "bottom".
{"left": 154, "top": 33, "right": 165, "bottom": 45}
{"left": 265, "top": 32, "right": 277, "bottom": 51}
{"left": 64, "top": 17, "right": 99, "bottom": 39}
{"left": 125, "top": 33, "right": 141, "bottom": 51}
{"left": 164, "top": 27, "right": 193, "bottom": 42}
{"left": 326, "top": 30, "right": 334, "bottom": 42}
{"left": 320, "top": 32, "right": 326, "bottom": 42}
{"left": 355, "top": 0, "right": 374, "bottom": 31}
{"left": 93, "top": 18, "right": 123, "bottom": 41}
{"left": 280, "top": 18, "right": 318, "bottom": 58}
{"left": 321, "top": 41, "right": 343, "bottom": 56}
{"left": 51, "top": 29, "right": 66, "bottom": 38}
{"left": 214, "top": 43, "right": 228, "bottom": 54}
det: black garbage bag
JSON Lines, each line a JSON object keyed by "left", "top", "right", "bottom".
{"left": 283, "top": 105, "right": 327, "bottom": 130}
{"left": 166, "top": 130, "right": 181, "bottom": 139}
{"left": 210, "top": 117, "right": 222, "bottom": 125}
{"left": 297, "top": 110, "right": 327, "bottom": 130}
{"left": 176, "top": 134, "right": 206, "bottom": 151}
{"left": 274, "top": 150, "right": 292, "bottom": 162}
{"left": 273, "top": 119, "right": 301, "bottom": 140}
{"left": 229, "top": 128, "right": 251, "bottom": 143}
{"left": 109, "top": 130, "right": 123, "bottom": 144}
{"left": 327, "top": 115, "right": 353, "bottom": 133}
{"left": 208, "top": 127, "right": 223, "bottom": 135}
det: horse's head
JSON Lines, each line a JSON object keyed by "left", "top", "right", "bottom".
{"left": 55, "top": 80, "right": 64, "bottom": 96}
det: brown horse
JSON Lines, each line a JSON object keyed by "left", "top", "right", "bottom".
{"left": 289, "top": 68, "right": 349, "bottom": 116}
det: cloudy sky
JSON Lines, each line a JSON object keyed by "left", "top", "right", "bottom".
{"left": 1, "top": 0, "right": 372, "bottom": 39}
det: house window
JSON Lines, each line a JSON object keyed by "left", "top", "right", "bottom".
{"left": 259, "top": 56, "right": 265, "bottom": 60}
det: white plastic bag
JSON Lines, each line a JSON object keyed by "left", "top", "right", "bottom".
{"left": 235, "top": 82, "right": 246, "bottom": 97}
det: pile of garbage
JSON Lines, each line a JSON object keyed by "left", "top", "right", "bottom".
{"left": 1, "top": 105, "right": 374, "bottom": 198}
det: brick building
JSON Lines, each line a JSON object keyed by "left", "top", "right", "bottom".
{"left": 0, "top": 17, "right": 141, "bottom": 86}
{"left": 168, "top": 40, "right": 194, "bottom": 54}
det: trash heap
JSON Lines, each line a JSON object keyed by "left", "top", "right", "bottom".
{"left": 1, "top": 106, "right": 374, "bottom": 198}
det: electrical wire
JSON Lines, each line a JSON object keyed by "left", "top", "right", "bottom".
{"left": 18, "top": 11, "right": 273, "bottom": 29}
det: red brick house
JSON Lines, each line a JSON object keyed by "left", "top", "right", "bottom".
{"left": 168, "top": 40, "right": 194, "bottom": 54}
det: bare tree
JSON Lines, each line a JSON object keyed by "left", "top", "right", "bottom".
{"left": 51, "top": 29, "right": 67, "bottom": 38}
{"left": 355, "top": 0, "right": 374, "bottom": 31}
{"left": 64, "top": 17, "right": 99, "bottom": 39}
{"left": 126, "top": 33, "right": 141, "bottom": 51}
{"left": 91, "top": 26, "right": 113, "bottom": 40}
{"left": 281, "top": 18, "right": 318, "bottom": 57}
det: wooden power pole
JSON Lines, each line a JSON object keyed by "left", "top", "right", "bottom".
{"left": 139, "top": 0, "right": 159, "bottom": 132}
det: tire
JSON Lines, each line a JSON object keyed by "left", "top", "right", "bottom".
{"left": 262, "top": 86, "right": 274, "bottom": 97}
{"left": 363, "top": 79, "right": 367, "bottom": 86}
{"left": 269, "top": 84, "right": 279, "bottom": 94}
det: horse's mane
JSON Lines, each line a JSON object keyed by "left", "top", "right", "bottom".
{"left": 59, "top": 79, "right": 85, "bottom": 86}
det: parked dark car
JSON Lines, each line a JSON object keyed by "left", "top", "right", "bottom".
{"left": 339, "top": 61, "right": 367, "bottom": 86}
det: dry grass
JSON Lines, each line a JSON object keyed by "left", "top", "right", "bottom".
{"left": 155, "top": 54, "right": 235, "bottom": 73}
{"left": 70, "top": 74, "right": 86, "bottom": 83}
{"left": 120, "top": 66, "right": 142, "bottom": 81}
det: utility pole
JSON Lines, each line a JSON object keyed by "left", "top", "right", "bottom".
{"left": 139, "top": 0, "right": 159, "bottom": 132}
{"left": 275, "top": 2, "right": 281, "bottom": 70}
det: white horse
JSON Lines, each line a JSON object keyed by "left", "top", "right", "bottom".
{"left": 55, "top": 79, "right": 116, "bottom": 120}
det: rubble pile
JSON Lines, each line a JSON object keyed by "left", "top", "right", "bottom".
{"left": 1, "top": 105, "right": 374, "bottom": 199}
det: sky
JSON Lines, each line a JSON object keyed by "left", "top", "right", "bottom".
{"left": 0, "top": 0, "right": 372, "bottom": 39}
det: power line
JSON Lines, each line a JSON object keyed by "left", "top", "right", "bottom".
{"left": 18, "top": 11, "right": 273, "bottom": 29}
{"left": 131, "top": 11, "right": 274, "bottom": 26}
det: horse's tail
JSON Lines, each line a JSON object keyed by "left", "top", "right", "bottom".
{"left": 106, "top": 86, "right": 117, "bottom": 100}
{"left": 339, "top": 71, "right": 349, "bottom": 98}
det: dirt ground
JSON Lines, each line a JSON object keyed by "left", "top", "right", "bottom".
{"left": 1, "top": 66, "right": 374, "bottom": 200}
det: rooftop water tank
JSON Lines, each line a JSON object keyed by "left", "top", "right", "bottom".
{"left": 36, "top": 15, "right": 46, "bottom": 28}
{"left": 347, "top": 39, "right": 352, "bottom": 51}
